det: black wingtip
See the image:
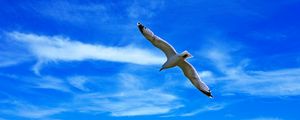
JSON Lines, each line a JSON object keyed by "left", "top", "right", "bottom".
{"left": 137, "top": 22, "right": 144, "bottom": 33}
{"left": 201, "top": 90, "right": 213, "bottom": 98}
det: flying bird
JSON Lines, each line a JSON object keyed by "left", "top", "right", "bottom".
{"left": 137, "top": 22, "right": 213, "bottom": 98}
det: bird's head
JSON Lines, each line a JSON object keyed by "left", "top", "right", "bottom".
{"left": 180, "top": 50, "right": 193, "bottom": 59}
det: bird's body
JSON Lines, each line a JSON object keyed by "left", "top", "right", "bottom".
{"left": 162, "top": 54, "right": 182, "bottom": 69}
{"left": 137, "top": 22, "right": 213, "bottom": 98}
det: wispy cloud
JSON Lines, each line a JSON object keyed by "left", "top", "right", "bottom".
{"left": 7, "top": 32, "right": 164, "bottom": 75}
{"left": 179, "top": 103, "right": 225, "bottom": 117}
{"left": 70, "top": 73, "right": 182, "bottom": 116}
{"left": 0, "top": 72, "right": 182, "bottom": 118}
{"left": 224, "top": 68, "right": 300, "bottom": 96}
{"left": 3, "top": 75, "right": 72, "bottom": 93}
{"left": 73, "top": 89, "right": 182, "bottom": 116}
{"left": 0, "top": 50, "right": 27, "bottom": 67}
{"left": 32, "top": 1, "right": 109, "bottom": 24}
{"left": 0, "top": 37, "right": 31, "bottom": 67}
{"left": 245, "top": 117, "right": 283, "bottom": 120}
{"left": 33, "top": 76, "right": 71, "bottom": 92}
{"left": 0, "top": 100, "right": 66, "bottom": 119}
{"left": 0, "top": 60, "right": 19, "bottom": 67}
{"left": 67, "top": 76, "right": 89, "bottom": 91}
{"left": 201, "top": 41, "right": 300, "bottom": 96}
{"left": 127, "top": 0, "right": 165, "bottom": 19}
{"left": 24, "top": 1, "right": 165, "bottom": 26}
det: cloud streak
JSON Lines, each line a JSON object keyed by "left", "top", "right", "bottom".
{"left": 127, "top": 1, "right": 165, "bottom": 19}
{"left": 179, "top": 103, "right": 225, "bottom": 117}
{"left": 70, "top": 73, "right": 183, "bottom": 116}
{"left": 33, "top": 76, "right": 71, "bottom": 92}
{"left": 73, "top": 89, "right": 182, "bottom": 116}
{"left": 0, "top": 72, "right": 182, "bottom": 118}
{"left": 0, "top": 100, "right": 66, "bottom": 119}
{"left": 67, "top": 76, "right": 90, "bottom": 91}
{"left": 32, "top": 1, "right": 109, "bottom": 24}
{"left": 201, "top": 41, "right": 300, "bottom": 96}
{"left": 7, "top": 32, "right": 164, "bottom": 74}
{"left": 245, "top": 117, "right": 283, "bottom": 120}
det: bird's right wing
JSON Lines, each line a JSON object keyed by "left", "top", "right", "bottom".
{"left": 137, "top": 23, "right": 177, "bottom": 58}
{"left": 178, "top": 60, "right": 212, "bottom": 98}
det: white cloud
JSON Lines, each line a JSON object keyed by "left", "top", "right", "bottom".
{"left": 0, "top": 61, "right": 19, "bottom": 67}
{"left": 0, "top": 39, "right": 31, "bottom": 68}
{"left": 7, "top": 32, "right": 164, "bottom": 75}
{"left": 227, "top": 68, "right": 300, "bottom": 96}
{"left": 202, "top": 43, "right": 300, "bottom": 96}
{"left": 67, "top": 76, "right": 89, "bottom": 91}
{"left": 127, "top": 0, "right": 165, "bottom": 19}
{"left": 0, "top": 100, "right": 66, "bottom": 119}
{"left": 17, "top": 107, "right": 66, "bottom": 119}
{"left": 73, "top": 89, "right": 182, "bottom": 116}
{"left": 0, "top": 73, "right": 182, "bottom": 117}
{"left": 179, "top": 103, "right": 225, "bottom": 117}
{"left": 33, "top": 76, "right": 71, "bottom": 92}
{"left": 70, "top": 73, "right": 183, "bottom": 116}
{"left": 26, "top": 1, "right": 165, "bottom": 26}
{"left": 199, "top": 70, "right": 215, "bottom": 84}
{"left": 33, "top": 1, "right": 109, "bottom": 24}
{"left": 9, "top": 75, "right": 72, "bottom": 93}
{"left": 246, "top": 117, "right": 283, "bottom": 120}
{"left": 10, "top": 75, "right": 71, "bottom": 93}
{"left": 199, "top": 71, "right": 214, "bottom": 78}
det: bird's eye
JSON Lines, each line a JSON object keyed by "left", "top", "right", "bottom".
{"left": 183, "top": 54, "right": 188, "bottom": 58}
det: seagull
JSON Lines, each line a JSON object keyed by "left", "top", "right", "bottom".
{"left": 137, "top": 22, "right": 213, "bottom": 98}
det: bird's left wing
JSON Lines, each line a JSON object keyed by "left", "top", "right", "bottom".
{"left": 178, "top": 60, "right": 213, "bottom": 98}
{"left": 137, "top": 22, "right": 177, "bottom": 58}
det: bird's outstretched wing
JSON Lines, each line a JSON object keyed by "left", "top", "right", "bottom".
{"left": 137, "top": 22, "right": 177, "bottom": 58}
{"left": 178, "top": 60, "right": 213, "bottom": 98}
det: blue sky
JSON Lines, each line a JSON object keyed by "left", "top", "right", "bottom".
{"left": 0, "top": 0, "right": 300, "bottom": 120}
